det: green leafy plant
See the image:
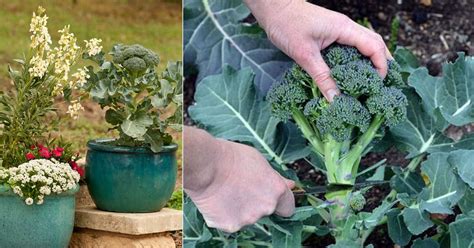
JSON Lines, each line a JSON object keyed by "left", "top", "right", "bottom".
{"left": 81, "top": 44, "right": 183, "bottom": 152}
{"left": 184, "top": 1, "right": 474, "bottom": 247}
{"left": 166, "top": 188, "right": 183, "bottom": 210}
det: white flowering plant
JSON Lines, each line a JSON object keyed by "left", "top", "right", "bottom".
{"left": 0, "top": 159, "right": 80, "bottom": 205}
{"left": 0, "top": 6, "right": 101, "bottom": 168}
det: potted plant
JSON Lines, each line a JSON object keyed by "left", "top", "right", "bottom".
{"left": 81, "top": 43, "right": 182, "bottom": 213}
{"left": 0, "top": 7, "right": 90, "bottom": 247}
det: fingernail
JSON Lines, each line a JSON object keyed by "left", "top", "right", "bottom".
{"left": 326, "top": 89, "right": 339, "bottom": 102}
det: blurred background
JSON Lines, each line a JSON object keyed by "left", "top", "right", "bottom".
{"left": 0, "top": 0, "right": 183, "bottom": 243}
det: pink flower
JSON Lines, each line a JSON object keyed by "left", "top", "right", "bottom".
{"left": 52, "top": 147, "right": 63, "bottom": 158}
{"left": 70, "top": 161, "right": 84, "bottom": 177}
{"left": 25, "top": 153, "right": 35, "bottom": 160}
{"left": 38, "top": 147, "right": 51, "bottom": 159}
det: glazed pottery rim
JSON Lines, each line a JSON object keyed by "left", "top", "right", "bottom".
{"left": 87, "top": 138, "right": 178, "bottom": 154}
{"left": 0, "top": 184, "right": 80, "bottom": 196}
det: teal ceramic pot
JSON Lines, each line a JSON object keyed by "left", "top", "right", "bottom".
{"left": 86, "top": 139, "right": 178, "bottom": 213}
{"left": 0, "top": 185, "right": 79, "bottom": 248}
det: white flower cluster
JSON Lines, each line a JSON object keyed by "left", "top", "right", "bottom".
{"left": 28, "top": 6, "right": 52, "bottom": 78}
{"left": 66, "top": 100, "right": 84, "bottom": 120}
{"left": 70, "top": 67, "right": 89, "bottom": 89}
{"left": 0, "top": 159, "right": 80, "bottom": 206}
{"left": 84, "top": 38, "right": 102, "bottom": 56}
{"left": 50, "top": 25, "right": 81, "bottom": 95}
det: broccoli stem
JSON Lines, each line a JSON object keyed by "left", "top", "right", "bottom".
{"left": 291, "top": 108, "right": 324, "bottom": 154}
{"left": 324, "top": 135, "right": 343, "bottom": 184}
{"left": 332, "top": 115, "right": 384, "bottom": 185}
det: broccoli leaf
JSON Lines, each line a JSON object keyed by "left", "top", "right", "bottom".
{"left": 411, "top": 238, "right": 440, "bottom": 248}
{"left": 394, "top": 47, "right": 420, "bottom": 82}
{"left": 458, "top": 188, "right": 474, "bottom": 214}
{"left": 449, "top": 215, "right": 474, "bottom": 248}
{"left": 270, "top": 222, "right": 303, "bottom": 248}
{"left": 401, "top": 152, "right": 467, "bottom": 235}
{"left": 189, "top": 66, "right": 309, "bottom": 167}
{"left": 184, "top": 0, "right": 291, "bottom": 94}
{"left": 390, "top": 90, "right": 474, "bottom": 158}
{"left": 183, "top": 197, "right": 213, "bottom": 247}
{"left": 387, "top": 209, "right": 412, "bottom": 246}
{"left": 409, "top": 53, "right": 474, "bottom": 126}
{"left": 448, "top": 150, "right": 474, "bottom": 188}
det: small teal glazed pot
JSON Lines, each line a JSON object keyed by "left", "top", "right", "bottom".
{"left": 86, "top": 139, "right": 178, "bottom": 213}
{"left": 0, "top": 185, "right": 79, "bottom": 248}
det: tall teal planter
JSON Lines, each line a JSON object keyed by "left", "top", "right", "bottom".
{"left": 0, "top": 185, "right": 78, "bottom": 248}
{"left": 86, "top": 139, "right": 178, "bottom": 213}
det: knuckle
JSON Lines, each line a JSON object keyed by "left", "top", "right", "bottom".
{"left": 313, "top": 71, "right": 332, "bottom": 86}
{"left": 290, "top": 46, "right": 312, "bottom": 65}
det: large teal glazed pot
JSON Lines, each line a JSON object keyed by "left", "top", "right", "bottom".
{"left": 86, "top": 139, "right": 178, "bottom": 213}
{"left": 0, "top": 185, "right": 79, "bottom": 248}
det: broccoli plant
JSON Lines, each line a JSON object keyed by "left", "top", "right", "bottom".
{"left": 185, "top": 1, "right": 474, "bottom": 247}
{"left": 81, "top": 44, "right": 183, "bottom": 152}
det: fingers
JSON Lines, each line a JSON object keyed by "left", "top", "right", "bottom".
{"left": 283, "top": 178, "right": 296, "bottom": 189}
{"left": 299, "top": 51, "right": 340, "bottom": 102}
{"left": 274, "top": 185, "right": 295, "bottom": 217}
{"left": 336, "top": 18, "right": 390, "bottom": 78}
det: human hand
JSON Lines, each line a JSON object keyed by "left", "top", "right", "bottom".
{"left": 184, "top": 127, "right": 295, "bottom": 233}
{"left": 245, "top": 0, "right": 392, "bottom": 101}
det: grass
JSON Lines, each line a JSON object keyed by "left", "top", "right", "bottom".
{"left": 0, "top": 0, "right": 183, "bottom": 208}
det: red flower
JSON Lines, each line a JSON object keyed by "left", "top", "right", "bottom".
{"left": 37, "top": 144, "right": 44, "bottom": 149}
{"left": 52, "top": 147, "right": 63, "bottom": 158}
{"left": 70, "top": 161, "right": 84, "bottom": 177}
{"left": 38, "top": 147, "right": 51, "bottom": 159}
{"left": 30, "top": 144, "right": 36, "bottom": 150}
{"left": 25, "top": 152, "right": 35, "bottom": 160}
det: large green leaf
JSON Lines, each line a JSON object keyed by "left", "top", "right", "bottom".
{"left": 448, "top": 150, "right": 474, "bottom": 188}
{"left": 184, "top": 0, "right": 291, "bottom": 94}
{"left": 411, "top": 238, "right": 440, "bottom": 248}
{"left": 390, "top": 90, "right": 474, "bottom": 158}
{"left": 183, "top": 197, "right": 213, "bottom": 247}
{"left": 449, "top": 215, "right": 474, "bottom": 248}
{"left": 419, "top": 153, "right": 466, "bottom": 214}
{"left": 458, "top": 188, "right": 474, "bottom": 214}
{"left": 387, "top": 209, "right": 412, "bottom": 246}
{"left": 394, "top": 47, "right": 420, "bottom": 82}
{"left": 189, "top": 66, "right": 309, "bottom": 166}
{"left": 409, "top": 53, "right": 474, "bottom": 126}
{"left": 270, "top": 222, "right": 303, "bottom": 248}
{"left": 401, "top": 152, "right": 468, "bottom": 235}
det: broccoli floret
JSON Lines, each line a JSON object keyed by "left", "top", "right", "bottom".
{"left": 304, "top": 98, "right": 329, "bottom": 121}
{"left": 112, "top": 44, "right": 160, "bottom": 74}
{"left": 323, "top": 44, "right": 362, "bottom": 67}
{"left": 349, "top": 191, "right": 366, "bottom": 211}
{"left": 267, "top": 79, "right": 308, "bottom": 121}
{"left": 366, "top": 87, "right": 407, "bottom": 127}
{"left": 331, "top": 60, "right": 384, "bottom": 97}
{"left": 384, "top": 60, "right": 405, "bottom": 88}
{"left": 315, "top": 95, "right": 370, "bottom": 142}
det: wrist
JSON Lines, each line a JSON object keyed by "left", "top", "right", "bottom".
{"left": 244, "top": 0, "right": 303, "bottom": 30}
{"left": 183, "top": 127, "right": 232, "bottom": 196}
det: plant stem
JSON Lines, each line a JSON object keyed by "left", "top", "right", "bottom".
{"left": 292, "top": 108, "right": 324, "bottom": 154}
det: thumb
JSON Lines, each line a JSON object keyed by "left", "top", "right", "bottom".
{"left": 299, "top": 51, "right": 340, "bottom": 102}
{"left": 282, "top": 177, "right": 296, "bottom": 189}
{"left": 274, "top": 186, "right": 295, "bottom": 217}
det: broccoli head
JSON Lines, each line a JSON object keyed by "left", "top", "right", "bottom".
{"left": 349, "top": 191, "right": 366, "bottom": 211}
{"left": 366, "top": 86, "right": 408, "bottom": 127}
{"left": 112, "top": 44, "right": 160, "bottom": 74}
{"left": 384, "top": 60, "right": 405, "bottom": 88}
{"left": 314, "top": 95, "right": 370, "bottom": 142}
{"left": 323, "top": 44, "right": 362, "bottom": 67}
{"left": 331, "top": 60, "right": 384, "bottom": 97}
{"left": 268, "top": 43, "right": 407, "bottom": 186}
